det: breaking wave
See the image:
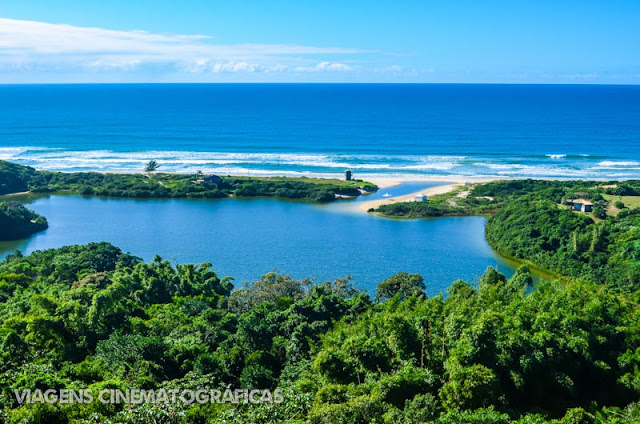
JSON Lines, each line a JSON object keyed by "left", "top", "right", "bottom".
{"left": 2, "top": 147, "right": 640, "bottom": 180}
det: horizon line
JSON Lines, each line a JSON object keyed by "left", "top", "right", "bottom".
{"left": 1, "top": 81, "right": 639, "bottom": 86}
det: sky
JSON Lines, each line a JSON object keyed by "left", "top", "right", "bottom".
{"left": 0, "top": 0, "right": 639, "bottom": 84}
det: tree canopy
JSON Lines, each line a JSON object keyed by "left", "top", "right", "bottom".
{"left": 0, "top": 244, "right": 639, "bottom": 423}
{"left": 0, "top": 160, "right": 376, "bottom": 203}
{"left": 145, "top": 160, "right": 161, "bottom": 173}
{"left": 0, "top": 202, "right": 48, "bottom": 240}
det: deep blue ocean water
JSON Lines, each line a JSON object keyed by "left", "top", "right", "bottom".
{"left": 1, "top": 84, "right": 639, "bottom": 179}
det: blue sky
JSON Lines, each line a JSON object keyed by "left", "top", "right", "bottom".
{"left": 1, "top": 0, "right": 639, "bottom": 83}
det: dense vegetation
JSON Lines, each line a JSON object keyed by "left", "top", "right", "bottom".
{"left": 1, "top": 243, "right": 640, "bottom": 423}
{"left": 0, "top": 160, "right": 376, "bottom": 203}
{"left": 370, "top": 184, "right": 497, "bottom": 218}
{"left": 0, "top": 161, "right": 41, "bottom": 196}
{"left": 376, "top": 180, "right": 640, "bottom": 290}
{"left": 0, "top": 202, "right": 48, "bottom": 240}
{"left": 3, "top": 162, "right": 640, "bottom": 422}
{"left": 486, "top": 198, "right": 640, "bottom": 290}
{"left": 374, "top": 179, "right": 622, "bottom": 218}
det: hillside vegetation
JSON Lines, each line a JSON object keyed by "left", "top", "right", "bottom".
{"left": 0, "top": 161, "right": 41, "bottom": 196}
{"left": 376, "top": 180, "right": 640, "bottom": 290}
{"left": 0, "top": 202, "right": 48, "bottom": 240}
{"left": 0, "top": 244, "right": 639, "bottom": 423}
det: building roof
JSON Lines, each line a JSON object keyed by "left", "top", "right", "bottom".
{"left": 568, "top": 199, "right": 594, "bottom": 206}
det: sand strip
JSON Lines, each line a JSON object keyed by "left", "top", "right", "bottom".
{"left": 357, "top": 177, "right": 501, "bottom": 212}
{"left": 357, "top": 183, "right": 459, "bottom": 211}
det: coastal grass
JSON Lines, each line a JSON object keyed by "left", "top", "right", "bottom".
{"left": 372, "top": 184, "right": 499, "bottom": 218}
{"left": 222, "top": 175, "right": 377, "bottom": 189}
{"left": 0, "top": 160, "right": 377, "bottom": 203}
{"left": 603, "top": 193, "right": 640, "bottom": 216}
{"left": 374, "top": 179, "right": 640, "bottom": 219}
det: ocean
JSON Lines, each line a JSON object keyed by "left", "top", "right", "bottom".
{"left": 1, "top": 83, "right": 639, "bottom": 179}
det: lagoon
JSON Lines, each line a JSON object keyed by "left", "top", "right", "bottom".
{"left": 0, "top": 184, "right": 517, "bottom": 294}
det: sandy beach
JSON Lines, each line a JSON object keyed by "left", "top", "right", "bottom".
{"left": 357, "top": 176, "right": 501, "bottom": 212}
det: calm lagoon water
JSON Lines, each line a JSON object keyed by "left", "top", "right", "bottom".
{"left": 0, "top": 185, "right": 517, "bottom": 295}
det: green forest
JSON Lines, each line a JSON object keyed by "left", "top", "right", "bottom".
{"left": 1, "top": 243, "right": 640, "bottom": 423}
{"left": 0, "top": 160, "right": 375, "bottom": 203}
{"left": 375, "top": 179, "right": 640, "bottom": 291}
{"left": 0, "top": 202, "right": 48, "bottom": 241}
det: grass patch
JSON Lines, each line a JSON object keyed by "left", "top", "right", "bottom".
{"left": 603, "top": 194, "right": 640, "bottom": 216}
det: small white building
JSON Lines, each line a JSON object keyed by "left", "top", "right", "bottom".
{"left": 414, "top": 193, "right": 428, "bottom": 202}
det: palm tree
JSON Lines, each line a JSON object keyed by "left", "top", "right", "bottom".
{"left": 145, "top": 160, "right": 160, "bottom": 173}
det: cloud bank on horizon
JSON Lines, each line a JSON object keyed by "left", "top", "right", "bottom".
{"left": 0, "top": 16, "right": 638, "bottom": 84}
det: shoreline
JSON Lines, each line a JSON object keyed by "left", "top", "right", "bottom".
{"left": 1, "top": 191, "right": 31, "bottom": 197}
{"left": 356, "top": 176, "right": 501, "bottom": 212}
{"left": 10, "top": 159, "right": 640, "bottom": 183}
{"left": 2, "top": 162, "right": 633, "bottom": 214}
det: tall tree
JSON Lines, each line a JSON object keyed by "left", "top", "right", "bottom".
{"left": 144, "top": 160, "right": 160, "bottom": 173}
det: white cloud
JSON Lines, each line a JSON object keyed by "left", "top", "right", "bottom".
{"left": 184, "top": 60, "right": 290, "bottom": 74}
{"left": 294, "top": 61, "right": 354, "bottom": 72}
{"left": 0, "top": 18, "right": 365, "bottom": 76}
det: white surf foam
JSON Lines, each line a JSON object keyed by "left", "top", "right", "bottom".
{"left": 597, "top": 160, "right": 640, "bottom": 167}
{"left": 4, "top": 147, "right": 640, "bottom": 179}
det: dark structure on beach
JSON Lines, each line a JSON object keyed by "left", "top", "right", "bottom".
{"left": 345, "top": 170, "right": 352, "bottom": 181}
